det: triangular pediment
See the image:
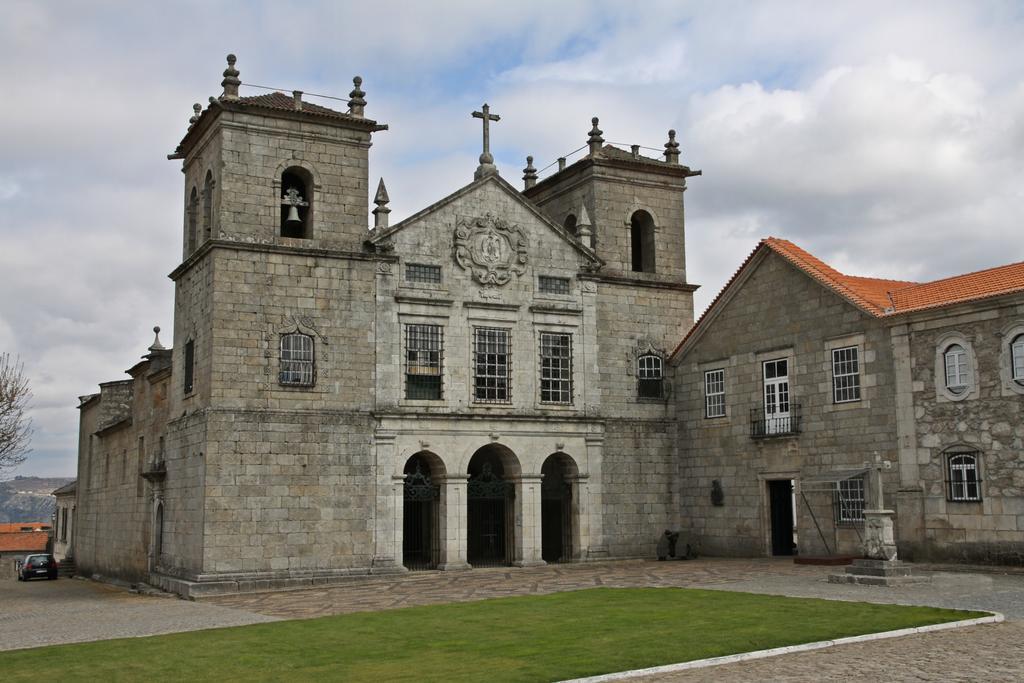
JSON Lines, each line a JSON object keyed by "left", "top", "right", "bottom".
{"left": 366, "top": 174, "right": 602, "bottom": 267}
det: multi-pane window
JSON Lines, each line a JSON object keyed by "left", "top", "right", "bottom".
{"left": 705, "top": 369, "right": 726, "bottom": 418}
{"left": 540, "top": 332, "right": 573, "bottom": 404}
{"left": 762, "top": 358, "right": 790, "bottom": 434}
{"left": 836, "top": 477, "right": 865, "bottom": 523}
{"left": 637, "top": 354, "right": 664, "bottom": 399}
{"left": 183, "top": 339, "right": 195, "bottom": 394}
{"left": 948, "top": 452, "right": 981, "bottom": 502}
{"left": 1012, "top": 335, "right": 1024, "bottom": 384}
{"left": 473, "top": 327, "right": 511, "bottom": 403}
{"left": 538, "top": 276, "right": 571, "bottom": 295}
{"left": 944, "top": 344, "right": 970, "bottom": 394}
{"left": 280, "top": 332, "right": 315, "bottom": 386}
{"left": 406, "top": 324, "right": 443, "bottom": 400}
{"left": 406, "top": 263, "right": 442, "bottom": 284}
{"left": 832, "top": 346, "right": 861, "bottom": 403}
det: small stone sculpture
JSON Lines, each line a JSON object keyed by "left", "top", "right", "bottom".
{"left": 656, "top": 529, "right": 680, "bottom": 560}
{"left": 711, "top": 479, "right": 724, "bottom": 506}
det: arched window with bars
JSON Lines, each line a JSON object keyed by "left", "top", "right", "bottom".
{"left": 637, "top": 354, "right": 664, "bottom": 399}
{"left": 280, "top": 332, "right": 315, "bottom": 387}
{"left": 947, "top": 452, "right": 981, "bottom": 502}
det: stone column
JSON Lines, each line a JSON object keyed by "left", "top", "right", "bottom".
{"left": 438, "top": 475, "right": 470, "bottom": 570}
{"left": 371, "top": 432, "right": 405, "bottom": 573}
{"left": 512, "top": 474, "right": 546, "bottom": 567}
{"left": 568, "top": 474, "right": 591, "bottom": 561}
{"left": 584, "top": 434, "right": 608, "bottom": 560}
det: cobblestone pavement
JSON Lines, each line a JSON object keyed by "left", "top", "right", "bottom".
{"left": 0, "top": 576, "right": 277, "bottom": 652}
{"left": 629, "top": 622, "right": 1024, "bottom": 683}
{"left": 203, "top": 557, "right": 1024, "bottom": 620}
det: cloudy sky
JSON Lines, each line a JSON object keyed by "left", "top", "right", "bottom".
{"left": 2, "top": 1, "right": 1023, "bottom": 477}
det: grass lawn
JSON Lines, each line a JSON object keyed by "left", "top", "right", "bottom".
{"left": 0, "top": 587, "right": 983, "bottom": 682}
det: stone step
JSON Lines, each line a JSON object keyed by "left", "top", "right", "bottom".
{"left": 828, "top": 573, "right": 932, "bottom": 586}
{"left": 844, "top": 565, "right": 914, "bottom": 577}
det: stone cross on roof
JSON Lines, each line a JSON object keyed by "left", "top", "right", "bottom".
{"left": 472, "top": 103, "right": 500, "bottom": 180}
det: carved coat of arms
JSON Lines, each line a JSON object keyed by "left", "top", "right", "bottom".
{"left": 453, "top": 213, "right": 529, "bottom": 286}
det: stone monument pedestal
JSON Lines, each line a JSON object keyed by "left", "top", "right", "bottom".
{"left": 828, "top": 509, "right": 930, "bottom": 586}
{"left": 828, "top": 558, "right": 931, "bottom": 586}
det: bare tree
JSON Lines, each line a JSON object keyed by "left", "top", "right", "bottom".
{"left": 0, "top": 353, "right": 33, "bottom": 475}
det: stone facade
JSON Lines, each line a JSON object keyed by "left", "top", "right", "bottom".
{"left": 72, "top": 57, "right": 700, "bottom": 595}
{"left": 672, "top": 239, "right": 1024, "bottom": 564}
{"left": 51, "top": 481, "right": 76, "bottom": 561}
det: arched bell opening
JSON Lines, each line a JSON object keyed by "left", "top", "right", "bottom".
{"left": 630, "top": 209, "right": 656, "bottom": 273}
{"left": 403, "top": 451, "right": 444, "bottom": 571}
{"left": 280, "top": 167, "right": 313, "bottom": 239}
{"left": 541, "top": 452, "right": 579, "bottom": 563}
{"left": 467, "top": 444, "right": 520, "bottom": 567}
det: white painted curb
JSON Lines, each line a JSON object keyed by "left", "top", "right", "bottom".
{"left": 559, "top": 613, "right": 1004, "bottom": 682}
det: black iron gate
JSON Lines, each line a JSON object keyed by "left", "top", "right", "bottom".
{"left": 541, "top": 477, "right": 572, "bottom": 563}
{"left": 467, "top": 464, "right": 514, "bottom": 567}
{"left": 403, "top": 462, "right": 440, "bottom": 571}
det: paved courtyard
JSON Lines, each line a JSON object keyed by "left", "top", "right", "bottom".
{"left": 3, "top": 558, "right": 1024, "bottom": 680}
{"left": 0, "top": 576, "right": 277, "bottom": 652}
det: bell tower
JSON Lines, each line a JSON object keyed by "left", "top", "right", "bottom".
{"left": 522, "top": 118, "right": 701, "bottom": 410}
{"left": 165, "top": 54, "right": 388, "bottom": 417}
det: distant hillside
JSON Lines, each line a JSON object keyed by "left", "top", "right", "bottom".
{"left": 0, "top": 476, "right": 74, "bottom": 523}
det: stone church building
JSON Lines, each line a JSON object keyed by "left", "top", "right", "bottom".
{"left": 71, "top": 56, "right": 1024, "bottom": 596}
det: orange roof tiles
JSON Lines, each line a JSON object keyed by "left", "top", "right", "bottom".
{"left": 0, "top": 530, "right": 49, "bottom": 552}
{"left": 0, "top": 522, "right": 50, "bottom": 533}
{"left": 672, "top": 237, "right": 1024, "bottom": 360}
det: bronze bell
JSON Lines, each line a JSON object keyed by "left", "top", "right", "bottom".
{"left": 285, "top": 204, "right": 302, "bottom": 227}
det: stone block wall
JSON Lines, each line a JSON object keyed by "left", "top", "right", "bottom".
{"left": 200, "top": 409, "right": 376, "bottom": 575}
{"left": 900, "top": 298, "right": 1024, "bottom": 563}
{"left": 601, "top": 419, "right": 678, "bottom": 558}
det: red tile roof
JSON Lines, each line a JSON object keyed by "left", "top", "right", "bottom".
{"left": 672, "top": 237, "right": 1024, "bottom": 360}
{"left": 0, "top": 522, "right": 50, "bottom": 533}
{"left": 0, "top": 530, "right": 49, "bottom": 552}
{"left": 237, "top": 92, "right": 351, "bottom": 120}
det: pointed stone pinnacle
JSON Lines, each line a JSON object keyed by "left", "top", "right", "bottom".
{"left": 372, "top": 178, "right": 390, "bottom": 229}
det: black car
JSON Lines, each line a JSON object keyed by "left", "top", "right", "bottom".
{"left": 17, "top": 554, "right": 58, "bottom": 581}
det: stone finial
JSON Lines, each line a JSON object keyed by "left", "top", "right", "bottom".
{"left": 631, "top": 144, "right": 640, "bottom": 160}
{"left": 664, "top": 129, "right": 680, "bottom": 164}
{"left": 522, "top": 156, "right": 538, "bottom": 190}
{"left": 293, "top": 90, "right": 303, "bottom": 111}
{"left": 557, "top": 157, "right": 566, "bottom": 172}
{"left": 348, "top": 76, "right": 366, "bottom": 117}
{"left": 577, "top": 204, "right": 593, "bottom": 243}
{"left": 221, "top": 54, "right": 241, "bottom": 101}
{"left": 188, "top": 103, "right": 202, "bottom": 127}
{"left": 148, "top": 326, "right": 166, "bottom": 352}
{"left": 372, "top": 177, "right": 391, "bottom": 229}
{"left": 587, "top": 117, "right": 604, "bottom": 156}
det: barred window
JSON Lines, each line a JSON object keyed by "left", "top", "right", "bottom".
{"left": 538, "top": 275, "right": 571, "bottom": 295}
{"left": 473, "top": 327, "right": 511, "bottom": 403}
{"left": 1012, "top": 335, "right": 1024, "bottom": 384}
{"left": 540, "top": 332, "right": 573, "bottom": 404}
{"left": 406, "top": 324, "right": 443, "bottom": 400}
{"left": 280, "top": 332, "right": 315, "bottom": 386}
{"left": 637, "top": 354, "right": 664, "bottom": 399}
{"left": 948, "top": 452, "right": 981, "bottom": 502}
{"left": 705, "top": 369, "right": 726, "bottom": 418}
{"left": 944, "top": 344, "right": 970, "bottom": 394}
{"left": 183, "top": 339, "right": 195, "bottom": 394}
{"left": 836, "top": 477, "right": 865, "bottom": 523}
{"left": 406, "top": 263, "right": 442, "bottom": 284}
{"left": 832, "top": 346, "right": 861, "bottom": 403}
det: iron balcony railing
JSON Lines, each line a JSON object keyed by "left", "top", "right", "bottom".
{"left": 750, "top": 403, "right": 802, "bottom": 438}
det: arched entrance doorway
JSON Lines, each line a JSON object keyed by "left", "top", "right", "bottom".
{"left": 467, "top": 444, "right": 519, "bottom": 567}
{"left": 403, "top": 452, "right": 442, "bottom": 571}
{"left": 541, "top": 453, "right": 578, "bottom": 563}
